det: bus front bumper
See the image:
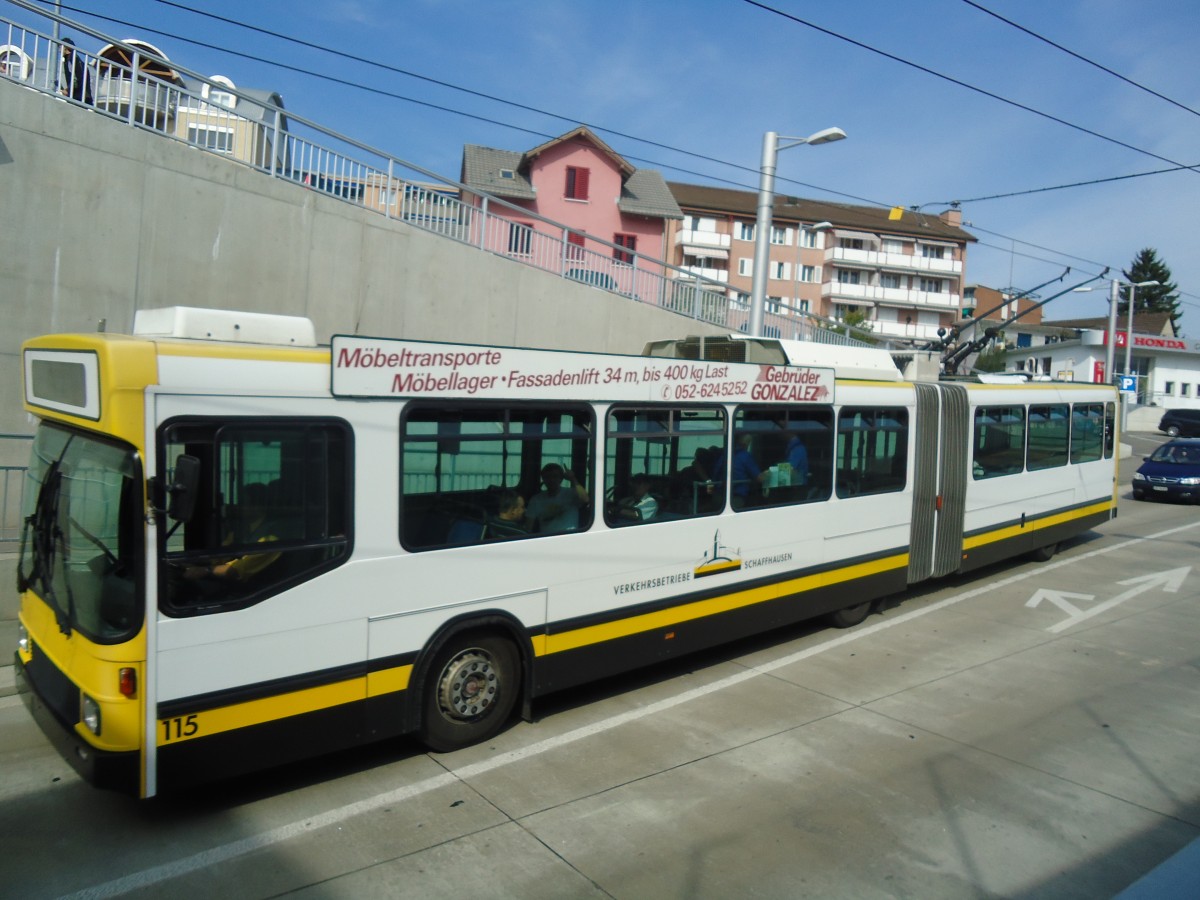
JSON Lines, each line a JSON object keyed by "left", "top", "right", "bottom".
{"left": 14, "top": 651, "right": 139, "bottom": 794}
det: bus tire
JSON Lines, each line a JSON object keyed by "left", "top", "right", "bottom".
{"left": 1030, "top": 542, "right": 1057, "bottom": 562}
{"left": 420, "top": 631, "right": 519, "bottom": 752}
{"left": 829, "top": 600, "right": 872, "bottom": 628}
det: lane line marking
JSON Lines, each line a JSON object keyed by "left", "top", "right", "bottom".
{"left": 62, "top": 519, "right": 1200, "bottom": 899}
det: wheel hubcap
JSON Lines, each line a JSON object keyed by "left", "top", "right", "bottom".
{"left": 437, "top": 649, "right": 499, "bottom": 720}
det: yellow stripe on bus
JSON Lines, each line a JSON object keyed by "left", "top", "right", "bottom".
{"left": 962, "top": 500, "right": 1111, "bottom": 551}
{"left": 158, "top": 662, "right": 414, "bottom": 746}
{"left": 367, "top": 664, "right": 413, "bottom": 698}
{"left": 541, "top": 552, "right": 909, "bottom": 656}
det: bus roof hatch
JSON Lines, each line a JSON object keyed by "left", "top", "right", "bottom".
{"left": 132, "top": 307, "right": 317, "bottom": 346}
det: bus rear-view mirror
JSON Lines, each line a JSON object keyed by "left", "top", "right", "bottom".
{"left": 167, "top": 455, "right": 201, "bottom": 523}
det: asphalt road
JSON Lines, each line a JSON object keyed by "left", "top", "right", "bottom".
{"left": 1, "top": 433, "right": 1197, "bottom": 899}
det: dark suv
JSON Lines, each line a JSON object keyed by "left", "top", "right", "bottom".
{"left": 1157, "top": 409, "right": 1200, "bottom": 437}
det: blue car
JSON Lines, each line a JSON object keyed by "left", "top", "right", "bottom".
{"left": 1132, "top": 438, "right": 1200, "bottom": 503}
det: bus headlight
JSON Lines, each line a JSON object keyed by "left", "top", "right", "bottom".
{"left": 17, "top": 622, "right": 28, "bottom": 656}
{"left": 82, "top": 694, "right": 101, "bottom": 735}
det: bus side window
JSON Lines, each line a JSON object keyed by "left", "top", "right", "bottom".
{"left": 835, "top": 407, "right": 908, "bottom": 498}
{"left": 1070, "top": 402, "right": 1104, "bottom": 464}
{"left": 730, "top": 406, "right": 833, "bottom": 511}
{"left": 604, "top": 406, "right": 725, "bottom": 526}
{"left": 973, "top": 405, "right": 1025, "bottom": 478}
{"left": 1027, "top": 404, "right": 1069, "bottom": 471}
{"left": 400, "top": 404, "right": 593, "bottom": 549}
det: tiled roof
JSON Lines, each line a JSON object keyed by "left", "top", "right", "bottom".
{"left": 460, "top": 145, "right": 536, "bottom": 200}
{"left": 525, "top": 126, "right": 634, "bottom": 177}
{"left": 1046, "top": 312, "right": 1176, "bottom": 336}
{"left": 620, "top": 169, "right": 683, "bottom": 219}
{"left": 668, "top": 182, "right": 975, "bottom": 243}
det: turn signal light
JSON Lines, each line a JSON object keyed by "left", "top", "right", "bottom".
{"left": 119, "top": 667, "right": 137, "bottom": 698}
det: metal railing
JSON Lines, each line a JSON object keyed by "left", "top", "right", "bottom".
{"left": 2, "top": 2, "right": 871, "bottom": 348}
{"left": 0, "top": 434, "right": 32, "bottom": 544}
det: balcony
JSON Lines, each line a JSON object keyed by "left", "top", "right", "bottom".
{"left": 680, "top": 265, "right": 728, "bottom": 283}
{"left": 823, "top": 281, "right": 960, "bottom": 310}
{"left": 871, "top": 319, "right": 946, "bottom": 341}
{"left": 826, "top": 246, "right": 962, "bottom": 275}
{"left": 675, "top": 229, "right": 731, "bottom": 255}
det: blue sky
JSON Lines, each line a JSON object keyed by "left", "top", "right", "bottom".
{"left": 12, "top": 0, "right": 1200, "bottom": 333}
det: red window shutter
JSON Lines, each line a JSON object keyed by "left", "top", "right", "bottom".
{"left": 566, "top": 166, "right": 590, "bottom": 200}
{"left": 613, "top": 233, "right": 636, "bottom": 263}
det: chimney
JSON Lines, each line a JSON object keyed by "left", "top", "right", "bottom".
{"left": 940, "top": 208, "right": 962, "bottom": 227}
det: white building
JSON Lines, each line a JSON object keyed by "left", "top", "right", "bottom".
{"left": 1001, "top": 312, "right": 1200, "bottom": 411}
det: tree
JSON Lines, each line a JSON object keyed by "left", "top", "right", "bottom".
{"left": 1121, "top": 248, "right": 1181, "bottom": 332}
{"left": 839, "top": 309, "right": 877, "bottom": 344}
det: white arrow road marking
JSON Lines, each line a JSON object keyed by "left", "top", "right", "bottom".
{"left": 1025, "top": 589, "right": 1095, "bottom": 618}
{"left": 1043, "top": 566, "right": 1191, "bottom": 633}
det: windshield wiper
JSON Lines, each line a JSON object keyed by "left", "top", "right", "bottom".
{"left": 19, "top": 460, "right": 61, "bottom": 598}
{"left": 69, "top": 515, "right": 121, "bottom": 575}
{"left": 20, "top": 436, "right": 79, "bottom": 636}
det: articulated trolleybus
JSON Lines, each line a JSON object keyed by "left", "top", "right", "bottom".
{"left": 16, "top": 308, "right": 1118, "bottom": 796}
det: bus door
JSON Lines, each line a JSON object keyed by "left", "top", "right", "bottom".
{"left": 147, "top": 394, "right": 354, "bottom": 793}
{"left": 908, "top": 383, "right": 969, "bottom": 582}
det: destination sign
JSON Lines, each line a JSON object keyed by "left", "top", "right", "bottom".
{"left": 330, "top": 336, "right": 835, "bottom": 404}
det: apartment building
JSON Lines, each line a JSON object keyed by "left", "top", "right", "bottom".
{"left": 666, "top": 183, "right": 975, "bottom": 344}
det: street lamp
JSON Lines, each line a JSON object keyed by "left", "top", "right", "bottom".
{"left": 1123, "top": 279, "right": 1159, "bottom": 380}
{"left": 1072, "top": 281, "right": 1120, "bottom": 383}
{"left": 749, "top": 127, "right": 846, "bottom": 337}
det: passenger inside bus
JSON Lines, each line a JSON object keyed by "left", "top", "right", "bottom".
{"left": 784, "top": 432, "right": 809, "bottom": 485}
{"left": 614, "top": 474, "right": 659, "bottom": 523}
{"left": 184, "top": 482, "right": 281, "bottom": 582}
{"left": 180, "top": 482, "right": 283, "bottom": 595}
{"left": 483, "top": 490, "right": 528, "bottom": 540}
{"left": 526, "top": 463, "right": 589, "bottom": 533}
{"left": 670, "top": 446, "right": 718, "bottom": 514}
{"left": 714, "top": 434, "right": 769, "bottom": 509}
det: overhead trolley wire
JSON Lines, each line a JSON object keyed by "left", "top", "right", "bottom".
{"left": 931, "top": 161, "right": 1200, "bottom": 206}
{"left": 740, "top": 0, "right": 1200, "bottom": 177}
{"left": 960, "top": 0, "right": 1200, "bottom": 119}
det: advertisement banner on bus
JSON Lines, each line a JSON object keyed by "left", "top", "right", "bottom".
{"left": 330, "top": 336, "right": 835, "bottom": 405}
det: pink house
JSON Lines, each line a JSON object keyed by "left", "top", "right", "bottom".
{"left": 460, "top": 126, "right": 681, "bottom": 296}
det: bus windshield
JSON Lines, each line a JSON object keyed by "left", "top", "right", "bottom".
{"left": 19, "top": 424, "right": 142, "bottom": 643}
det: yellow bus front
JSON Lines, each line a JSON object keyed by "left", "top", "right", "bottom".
{"left": 14, "top": 335, "right": 157, "bottom": 796}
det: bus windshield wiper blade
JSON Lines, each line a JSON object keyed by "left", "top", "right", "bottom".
{"left": 54, "top": 514, "right": 75, "bottom": 637}
{"left": 21, "top": 460, "right": 62, "bottom": 597}
{"left": 24, "top": 443, "right": 78, "bottom": 635}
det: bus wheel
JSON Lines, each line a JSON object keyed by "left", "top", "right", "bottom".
{"left": 1030, "top": 542, "right": 1057, "bottom": 562}
{"left": 420, "top": 631, "right": 519, "bottom": 752}
{"left": 829, "top": 600, "right": 872, "bottom": 628}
